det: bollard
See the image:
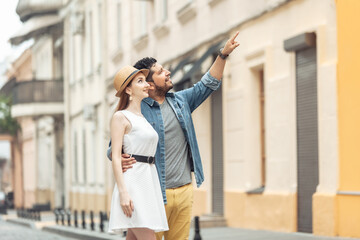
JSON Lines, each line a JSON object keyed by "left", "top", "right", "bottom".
{"left": 54, "top": 209, "right": 59, "bottom": 224}
{"left": 90, "top": 211, "right": 95, "bottom": 231}
{"left": 74, "top": 210, "right": 78, "bottom": 228}
{"left": 26, "top": 209, "right": 30, "bottom": 219}
{"left": 66, "top": 209, "right": 71, "bottom": 226}
{"left": 193, "top": 216, "right": 202, "bottom": 240}
{"left": 31, "top": 210, "right": 36, "bottom": 221}
{"left": 30, "top": 210, "right": 35, "bottom": 221}
{"left": 36, "top": 210, "right": 41, "bottom": 221}
{"left": 99, "top": 212, "right": 104, "bottom": 232}
{"left": 60, "top": 209, "right": 65, "bottom": 225}
{"left": 81, "top": 210, "right": 86, "bottom": 229}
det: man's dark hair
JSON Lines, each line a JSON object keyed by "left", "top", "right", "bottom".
{"left": 133, "top": 57, "right": 157, "bottom": 82}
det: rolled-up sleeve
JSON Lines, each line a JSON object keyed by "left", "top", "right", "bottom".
{"left": 200, "top": 71, "right": 221, "bottom": 91}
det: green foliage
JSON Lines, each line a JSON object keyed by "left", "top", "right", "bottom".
{"left": 0, "top": 95, "right": 20, "bottom": 135}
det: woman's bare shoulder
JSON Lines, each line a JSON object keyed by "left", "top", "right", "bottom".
{"left": 111, "top": 111, "right": 130, "bottom": 126}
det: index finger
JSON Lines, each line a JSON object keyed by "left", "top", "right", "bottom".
{"left": 122, "top": 153, "right": 131, "bottom": 158}
{"left": 231, "top": 31, "right": 239, "bottom": 42}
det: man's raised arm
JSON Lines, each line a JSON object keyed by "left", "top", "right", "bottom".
{"left": 209, "top": 31, "right": 240, "bottom": 80}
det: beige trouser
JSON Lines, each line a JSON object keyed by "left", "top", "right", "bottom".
{"left": 156, "top": 183, "right": 193, "bottom": 240}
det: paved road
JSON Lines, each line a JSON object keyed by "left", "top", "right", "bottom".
{"left": 0, "top": 219, "right": 77, "bottom": 240}
{"left": 2, "top": 212, "right": 359, "bottom": 240}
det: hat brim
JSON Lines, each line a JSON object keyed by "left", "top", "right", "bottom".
{"left": 115, "top": 69, "right": 150, "bottom": 97}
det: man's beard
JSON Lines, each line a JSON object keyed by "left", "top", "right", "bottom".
{"left": 154, "top": 83, "right": 173, "bottom": 96}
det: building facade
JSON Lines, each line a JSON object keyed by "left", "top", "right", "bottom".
{"left": 41, "top": 0, "right": 360, "bottom": 237}
{"left": 101, "top": 0, "right": 338, "bottom": 235}
{"left": 62, "top": 0, "right": 109, "bottom": 213}
{"left": 2, "top": 0, "right": 65, "bottom": 209}
{"left": 335, "top": 0, "right": 360, "bottom": 237}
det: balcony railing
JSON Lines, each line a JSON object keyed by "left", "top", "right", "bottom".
{"left": 12, "top": 79, "right": 63, "bottom": 105}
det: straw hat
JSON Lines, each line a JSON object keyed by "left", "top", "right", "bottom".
{"left": 113, "top": 66, "right": 149, "bottom": 97}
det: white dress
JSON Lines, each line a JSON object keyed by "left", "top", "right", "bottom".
{"left": 108, "top": 110, "right": 168, "bottom": 233}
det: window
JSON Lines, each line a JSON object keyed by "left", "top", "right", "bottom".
{"left": 133, "top": 0, "right": 149, "bottom": 38}
{"left": 156, "top": 0, "right": 168, "bottom": 23}
{"left": 91, "top": 127, "right": 97, "bottom": 184}
{"left": 73, "top": 132, "right": 78, "bottom": 183}
{"left": 258, "top": 69, "right": 266, "bottom": 187}
{"left": 117, "top": 1, "right": 122, "bottom": 49}
{"left": 97, "top": 2, "right": 102, "bottom": 65}
{"left": 82, "top": 129, "right": 87, "bottom": 183}
{"left": 140, "top": 2, "right": 148, "bottom": 36}
{"left": 87, "top": 11, "right": 93, "bottom": 75}
{"left": 70, "top": 34, "right": 75, "bottom": 84}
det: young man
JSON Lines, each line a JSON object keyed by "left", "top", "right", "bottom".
{"left": 108, "top": 32, "right": 239, "bottom": 239}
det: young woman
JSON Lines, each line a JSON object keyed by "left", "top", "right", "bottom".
{"left": 108, "top": 66, "right": 168, "bottom": 240}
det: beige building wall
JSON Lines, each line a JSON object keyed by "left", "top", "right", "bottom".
{"left": 20, "top": 117, "right": 36, "bottom": 208}
{"left": 63, "top": 0, "right": 108, "bottom": 212}
{"left": 61, "top": 0, "right": 338, "bottom": 233}
{"left": 221, "top": 0, "right": 337, "bottom": 231}
{"left": 103, "top": 0, "right": 337, "bottom": 229}
{"left": 5, "top": 48, "right": 34, "bottom": 208}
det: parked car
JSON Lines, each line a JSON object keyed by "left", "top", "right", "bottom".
{"left": 0, "top": 191, "right": 7, "bottom": 214}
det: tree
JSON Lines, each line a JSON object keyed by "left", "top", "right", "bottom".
{"left": 0, "top": 95, "right": 20, "bottom": 135}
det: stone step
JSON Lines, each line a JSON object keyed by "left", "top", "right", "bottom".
{"left": 191, "top": 214, "right": 227, "bottom": 228}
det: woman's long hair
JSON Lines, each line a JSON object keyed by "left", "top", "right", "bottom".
{"left": 115, "top": 81, "right": 132, "bottom": 112}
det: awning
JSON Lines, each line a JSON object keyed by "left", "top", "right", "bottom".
{"left": 9, "top": 14, "right": 62, "bottom": 45}
{"left": 176, "top": 40, "right": 224, "bottom": 86}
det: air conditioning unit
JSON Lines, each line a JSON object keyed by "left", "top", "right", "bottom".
{"left": 83, "top": 104, "right": 95, "bottom": 121}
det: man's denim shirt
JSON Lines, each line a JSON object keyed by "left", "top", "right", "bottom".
{"left": 107, "top": 71, "right": 221, "bottom": 204}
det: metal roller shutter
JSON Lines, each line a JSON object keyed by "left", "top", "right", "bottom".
{"left": 296, "top": 46, "right": 319, "bottom": 233}
{"left": 212, "top": 84, "right": 224, "bottom": 215}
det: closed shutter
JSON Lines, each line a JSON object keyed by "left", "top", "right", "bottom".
{"left": 212, "top": 84, "right": 224, "bottom": 215}
{"left": 296, "top": 46, "right": 319, "bottom": 233}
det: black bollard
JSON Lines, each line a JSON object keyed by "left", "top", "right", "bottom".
{"left": 81, "top": 210, "right": 86, "bottom": 229}
{"left": 90, "top": 211, "right": 95, "bottom": 231}
{"left": 32, "top": 210, "right": 35, "bottom": 221}
{"left": 61, "top": 209, "right": 65, "bottom": 225}
{"left": 54, "top": 209, "right": 59, "bottom": 224}
{"left": 99, "top": 212, "right": 104, "bottom": 232}
{"left": 66, "top": 209, "right": 71, "bottom": 226}
{"left": 194, "top": 216, "right": 202, "bottom": 240}
{"left": 74, "top": 210, "right": 78, "bottom": 228}
{"left": 36, "top": 210, "right": 41, "bottom": 221}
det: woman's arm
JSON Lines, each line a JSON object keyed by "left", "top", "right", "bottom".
{"left": 110, "top": 111, "right": 134, "bottom": 217}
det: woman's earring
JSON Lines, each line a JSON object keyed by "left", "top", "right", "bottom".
{"left": 129, "top": 95, "right": 133, "bottom": 101}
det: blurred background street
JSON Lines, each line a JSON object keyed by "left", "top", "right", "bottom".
{"left": 1, "top": 0, "right": 360, "bottom": 239}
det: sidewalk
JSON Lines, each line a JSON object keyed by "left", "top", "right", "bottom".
{"left": 2, "top": 210, "right": 359, "bottom": 240}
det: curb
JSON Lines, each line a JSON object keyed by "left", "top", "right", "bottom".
{"left": 6, "top": 218, "right": 36, "bottom": 229}
{"left": 43, "top": 225, "right": 122, "bottom": 240}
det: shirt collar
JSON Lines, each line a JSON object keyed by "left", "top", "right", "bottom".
{"left": 142, "top": 92, "right": 175, "bottom": 106}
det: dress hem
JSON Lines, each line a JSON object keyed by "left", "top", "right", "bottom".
{"left": 108, "top": 226, "right": 169, "bottom": 234}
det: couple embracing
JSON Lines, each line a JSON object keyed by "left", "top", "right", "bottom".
{"left": 107, "top": 32, "right": 239, "bottom": 240}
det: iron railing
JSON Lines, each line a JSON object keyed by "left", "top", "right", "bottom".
{"left": 12, "top": 79, "right": 63, "bottom": 105}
